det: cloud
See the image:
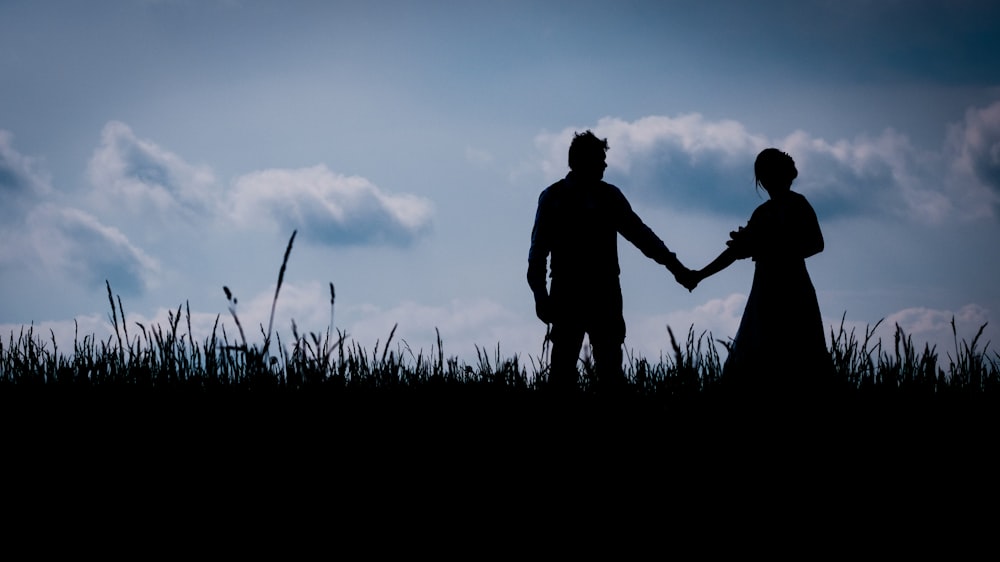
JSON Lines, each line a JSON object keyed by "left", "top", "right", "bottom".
{"left": 0, "top": 305, "right": 232, "bottom": 359}
{"left": 344, "top": 298, "right": 541, "bottom": 363}
{"left": 228, "top": 165, "right": 433, "bottom": 246}
{"left": 211, "top": 281, "right": 334, "bottom": 344}
{"left": 945, "top": 100, "right": 1000, "bottom": 217}
{"left": 0, "top": 130, "right": 53, "bottom": 221}
{"left": 534, "top": 114, "right": 769, "bottom": 215}
{"left": 628, "top": 298, "right": 998, "bottom": 371}
{"left": 84, "top": 121, "right": 434, "bottom": 248}
{"left": 87, "top": 121, "right": 218, "bottom": 221}
{"left": 777, "top": 128, "right": 957, "bottom": 222}
{"left": 0, "top": 130, "right": 159, "bottom": 296}
{"left": 598, "top": 114, "right": 766, "bottom": 173}
{"left": 0, "top": 314, "right": 107, "bottom": 354}
{"left": 534, "top": 104, "right": 1000, "bottom": 223}
{"left": 22, "top": 205, "right": 161, "bottom": 296}
{"left": 631, "top": 293, "right": 747, "bottom": 361}
{"left": 535, "top": 114, "right": 762, "bottom": 175}
{"left": 195, "top": 282, "right": 539, "bottom": 365}
{"left": 883, "top": 304, "right": 993, "bottom": 355}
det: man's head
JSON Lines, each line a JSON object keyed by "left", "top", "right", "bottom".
{"left": 568, "top": 130, "right": 609, "bottom": 181}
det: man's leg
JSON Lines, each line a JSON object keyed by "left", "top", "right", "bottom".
{"left": 548, "top": 323, "right": 585, "bottom": 392}
{"left": 590, "top": 335, "right": 625, "bottom": 393}
{"left": 590, "top": 294, "right": 627, "bottom": 393}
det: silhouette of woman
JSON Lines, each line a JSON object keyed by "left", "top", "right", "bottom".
{"left": 690, "top": 148, "right": 833, "bottom": 395}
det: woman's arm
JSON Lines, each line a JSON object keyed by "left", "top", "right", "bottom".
{"left": 681, "top": 223, "right": 749, "bottom": 290}
{"left": 695, "top": 247, "right": 739, "bottom": 283}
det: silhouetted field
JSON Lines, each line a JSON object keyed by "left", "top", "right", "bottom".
{"left": 3, "top": 233, "right": 996, "bottom": 487}
{"left": 4, "top": 303, "right": 996, "bottom": 516}
{"left": 3, "top": 294, "right": 996, "bottom": 438}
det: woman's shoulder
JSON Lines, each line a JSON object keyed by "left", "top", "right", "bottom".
{"left": 787, "top": 190, "right": 814, "bottom": 205}
{"left": 788, "top": 190, "right": 820, "bottom": 217}
{"left": 748, "top": 191, "right": 814, "bottom": 222}
{"left": 749, "top": 198, "right": 774, "bottom": 220}
{"left": 766, "top": 190, "right": 816, "bottom": 211}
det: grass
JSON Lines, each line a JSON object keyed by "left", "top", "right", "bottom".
{"left": 2, "top": 230, "right": 997, "bottom": 402}
{"left": 3, "top": 224, "right": 999, "bottom": 492}
{"left": 3, "top": 232, "right": 996, "bottom": 506}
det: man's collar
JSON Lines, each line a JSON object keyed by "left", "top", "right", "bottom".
{"left": 566, "top": 170, "right": 600, "bottom": 184}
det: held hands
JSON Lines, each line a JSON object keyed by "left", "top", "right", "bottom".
{"left": 674, "top": 267, "right": 702, "bottom": 292}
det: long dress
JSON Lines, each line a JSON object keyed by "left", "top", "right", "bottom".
{"left": 722, "top": 190, "right": 833, "bottom": 395}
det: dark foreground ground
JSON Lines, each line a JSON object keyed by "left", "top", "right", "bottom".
{"left": 2, "top": 386, "right": 997, "bottom": 548}
{"left": 5, "top": 385, "right": 996, "bottom": 464}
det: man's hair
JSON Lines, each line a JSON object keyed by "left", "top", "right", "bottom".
{"left": 568, "top": 130, "right": 609, "bottom": 171}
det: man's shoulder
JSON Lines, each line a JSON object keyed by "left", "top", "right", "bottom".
{"left": 537, "top": 178, "right": 569, "bottom": 203}
{"left": 541, "top": 178, "right": 567, "bottom": 192}
{"left": 593, "top": 181, "right": 627, "bottom": 206}
{"left": 538, "top": 178, "right": 624, "bottom": 202}
{"left": 600, "top": 180, "right": 624, "bottom": 195}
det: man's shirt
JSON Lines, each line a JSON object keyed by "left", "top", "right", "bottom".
{"left": 527, "top": 172, "right": 680, "bottom": 297}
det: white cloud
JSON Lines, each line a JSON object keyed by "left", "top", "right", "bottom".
{"left": 532, "top": 115, "right": 764, "bottom": 216}
{"left": 630, "top": 293, "right": 747, "bottom": 361}
{"left": 189, "top": 284, "right": 543, "bottom": 366}
{"left": 944, "top": 100, "right": 1000, "bottom": 219}
{"left": 782, "top": 127, "right": 961, "bottom": 223}
{"left": 83, "top": 121, "right": 435, "bottom": 248}
{"left": 23, "top": 205, "right": 161, "bottom": 295}
{"left": 534, "top": 104, "right": 1000, "bottom": 224}
{"left": 343, "top": 298, "right": 543, "bottom": 364}
{"left": 211, "top": 280, "right": 335, "bottom": 345}
{"left": 0, "top": 129, "right": 160, "bottom": 296}
{"left": 228, "top": 165, "right": 433, "bottom": 246}
{"left": 535, "top": 114, "right": 766, "bottom": 181}
{"left": 0, "top": 314, "right": 108, "bottom": 356}
{"left": 0, "top": 304, "right": 249, "bottom": 361}
{"left": 0, "top": 130, "right": 53, "bottom": 220}
{"left": 599, "top": 114, "right": 767, "bottom": 173}
{"left": 883, "top": 304, "right": 994, "bottom": 356}
{"left": 116, "top": 305, "right": 231, "bottom": 350}
{"left": 627, "top": 298, "right": 999, "bottom": 373}
{"left": 86, "top": 121, "right": 218, "bottom": 220}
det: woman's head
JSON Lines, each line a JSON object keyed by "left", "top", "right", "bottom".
{"left": 754, "top": 148, "right": 797, "bottom": 194}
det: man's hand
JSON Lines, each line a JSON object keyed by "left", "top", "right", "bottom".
{"left": 534, "top": 294, "right": 553, "bottom": 324}
{"left": 674, "top": 267, "right": 701, "bottom": 292}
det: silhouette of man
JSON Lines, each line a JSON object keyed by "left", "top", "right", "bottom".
{"left": 528, "top": 130, "right": 692, "bottom": 392}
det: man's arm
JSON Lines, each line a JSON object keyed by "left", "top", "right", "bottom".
{"left": 527, "top": 192, "right": 552, "bottom": 323}
{"left": 615, "top": 190, "right": 689, "bottom": 276}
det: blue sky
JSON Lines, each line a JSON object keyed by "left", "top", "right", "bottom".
{"left": 2, "top": 0, "right": 999, "bottom": 366}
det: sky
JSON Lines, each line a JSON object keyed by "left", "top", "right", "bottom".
{"left": 2, "top": 0, "right": 999, "bottom": 369}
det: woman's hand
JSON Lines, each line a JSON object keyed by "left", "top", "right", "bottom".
{"left": 675, "top": 268, "right": 701, "bottom": 292}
